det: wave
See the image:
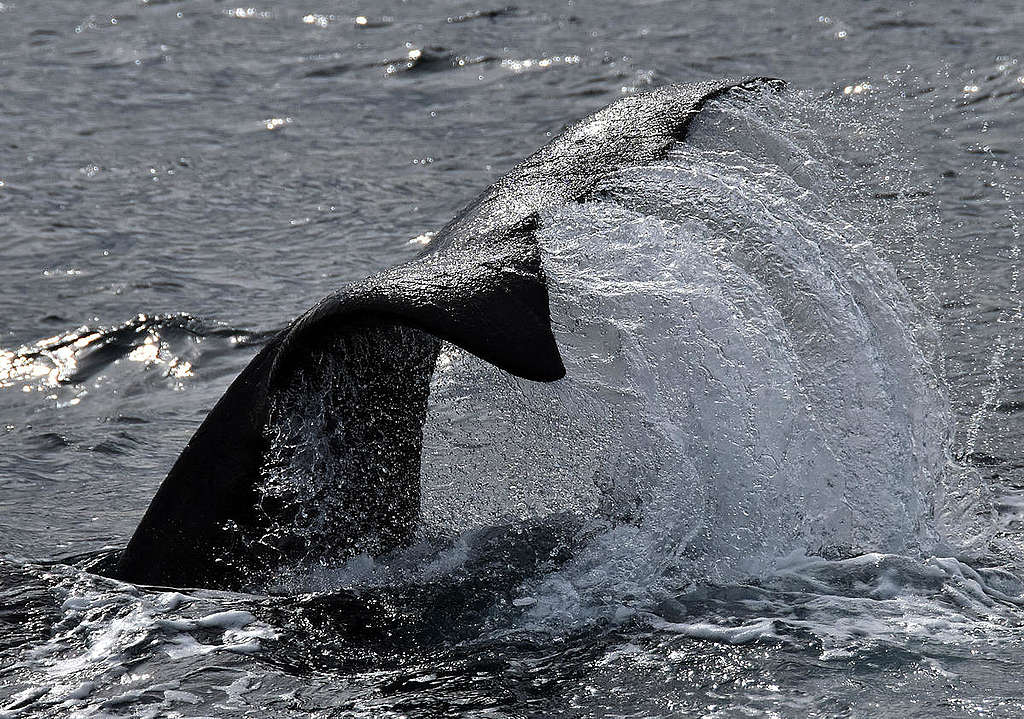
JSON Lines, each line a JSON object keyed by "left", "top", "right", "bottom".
{"left": 445, "top": 7, "right": 521, "bottom": 24}
{"left": 304, "top": 45, "right": 581, "bottom": 80}
{"left": 0, "top": 314, "right": 271, "bottom": 395}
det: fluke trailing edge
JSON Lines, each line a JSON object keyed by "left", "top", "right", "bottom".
{"left": 108, "top": 78, "right": 783, "bottom": 589}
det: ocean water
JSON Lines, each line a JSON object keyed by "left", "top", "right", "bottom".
{"left": 2, "top": 1, "right": 1024, "bottom": 717}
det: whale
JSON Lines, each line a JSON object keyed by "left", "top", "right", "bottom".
{"left": 107, "top": 77, "right": 782, "bottom": 589}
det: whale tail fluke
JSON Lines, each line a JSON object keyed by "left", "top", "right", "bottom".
{"left": 275, "top": 237, "right": 565, "bottom": 386}
{"left": 110, "top": 78, "right": 782, "bottom": 590}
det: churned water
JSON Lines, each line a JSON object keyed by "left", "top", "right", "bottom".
{"left": 2, "top": 2, "right": 1024, "bottom": 717}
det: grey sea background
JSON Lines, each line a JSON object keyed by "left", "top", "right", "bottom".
{"left": 2, "top": 1, "right": 1024, "bottom": 717}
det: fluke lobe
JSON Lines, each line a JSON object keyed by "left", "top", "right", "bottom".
{"left": 109, "top": 77, "right": 782, "bottom": 589}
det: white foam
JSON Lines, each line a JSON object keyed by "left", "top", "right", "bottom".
{"left": 650, "top": 617, "right": 781, "bottom": 644}
{"left": 3, "top": 567, "right": 282, "bottom": 717}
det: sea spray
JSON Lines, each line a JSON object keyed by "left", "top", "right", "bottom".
{"left": 419, "top": 89, "right": 990, "bottom": 609}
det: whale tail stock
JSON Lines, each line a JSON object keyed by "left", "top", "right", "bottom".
{"left": 111, "top": 236, "right": 563, "bottom": 588}
{"left": 109, "top": 77, "right": 784, "bottom": 589}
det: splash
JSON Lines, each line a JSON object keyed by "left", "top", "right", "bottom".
{"left": 419, "top": 89, "right": 990, "bottom": 607}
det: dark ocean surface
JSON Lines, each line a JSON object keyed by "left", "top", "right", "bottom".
{"left": 2, "top": 1, "right": 1024, "bottom": 717}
